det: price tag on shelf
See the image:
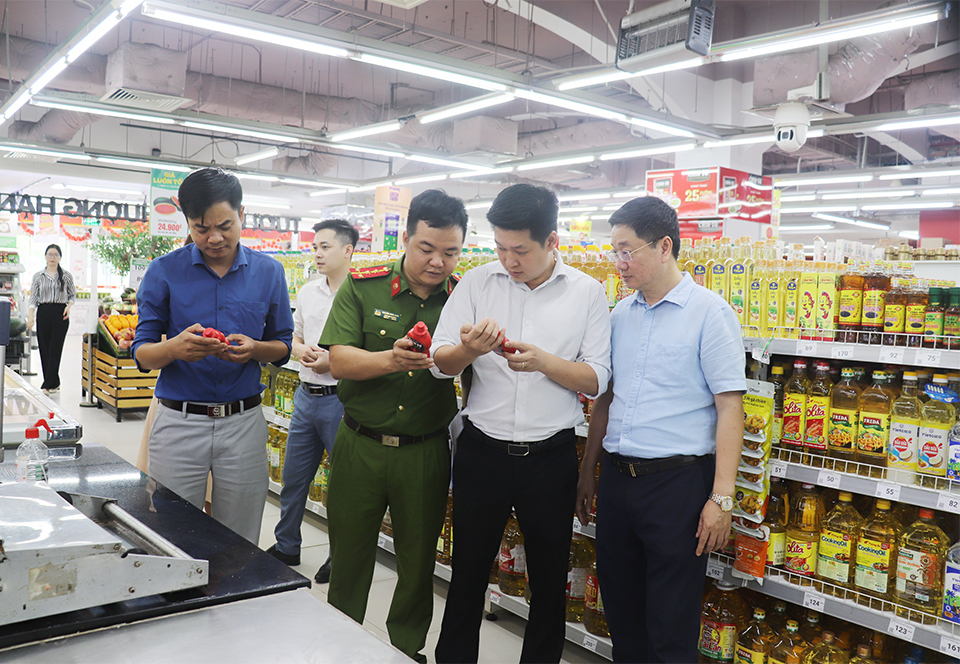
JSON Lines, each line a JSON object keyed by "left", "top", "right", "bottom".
{"left": 916, "top": 349, "right": 943, "bottom": 367}
{"left": 887, "top": 618, "right": 916, "bottom": 641}
{"left": 377, "top": 534, "right": 388, "bottom": 549}
{"left": 875, "top": 483, "right": 901, "bottom": 501}
{"left": 802, "top": 591, "right": 825, "bottom": 612}
{"left": 830, "top": 345, "right": 855, "bottom": 360}
{"left": 582, "top": 635, "right": 598, "bottom": 652}
{"left": 879, "top": 347, "right": 904, "bottom": 364}
{"left": 938, "top": 492, "right": 960, "bottom": 514}
{"left": 706, "top": 559, "right": 725, "bottom": 580}
{"left": 769, "top": 460, "right": 788, "bottom": 478}
{"left": 817, "top": 470, "right": 842, "bottom": 489}
{"left": 489, "top": 591, "right": 502, "bottom": 606}
{"left": 751, "top": 346, "right": 771, "bottom": 364}
{"left": 572, "top": 519, "right": 583, "bottom": 534}
{"left": 796, "top": 340, "right": 818, "bottom": 357}
{"left": 940, "top": 636, "right": 960, "bottom": 658}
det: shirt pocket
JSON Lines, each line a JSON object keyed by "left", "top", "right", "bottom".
{"left": 235, "top": 302, "right": 269, "bottom": 340}
{"left": 362, "top": 317, "right": 405, "bottom": 352}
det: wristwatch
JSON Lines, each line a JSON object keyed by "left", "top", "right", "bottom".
{"left": 710, "top": 492, "right": 734, "bottom": 512}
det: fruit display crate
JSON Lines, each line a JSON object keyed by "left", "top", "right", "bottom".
{"left": 97, "top": 319, "right": 132, "bottom": 358}
{"left": 82, "top": 334, "right": 158, "bottom": 422}
{"left": 708, "top": 552, "right": 960, "bottom": 657}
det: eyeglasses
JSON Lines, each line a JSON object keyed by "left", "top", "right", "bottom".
{"left": 604, "top": 237, "right": 662, "bottom": 263}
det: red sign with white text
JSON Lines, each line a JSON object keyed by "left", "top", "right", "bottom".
{"left": 646, "top": 167, "right": 772, "bottom": 224}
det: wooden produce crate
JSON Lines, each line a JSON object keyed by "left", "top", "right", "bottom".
{"left": 86, "top": 340, "right": 158, "bottom": 422}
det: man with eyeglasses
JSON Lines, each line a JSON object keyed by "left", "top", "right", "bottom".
{"left": 576, "top": 196, "right": 745, "bottom": 663}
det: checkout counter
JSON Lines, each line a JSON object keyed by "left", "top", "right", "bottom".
{"left": 0, "top": 369, "right": 408, "bottom": 663}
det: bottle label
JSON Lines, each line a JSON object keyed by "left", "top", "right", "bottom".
{"left": 817, "top": 528, "right": 854, "bottom": 583}
{"left": 782, "top": 393, "right": 807, "bottom": 448}
{"left": 888, "top": 418, "right": 920, "bottom": 468}
{"left": 799, "top": 276, "right": 818, "bottom": 328}
{"left": 585, "top": 572, "right": 600, "bottom": 611}
{"left": 925, "top": 311, "right": 945, "bottom": 337}
{"left": 896, "top": 547, "right": 939, "bottom": 604}
{"left": 918, "top": 423, "right": 950, "bottom": 476}
{"left": 943, "top": 560, "right": 960, "bottom": 625}
{"left": 693, "top": 264, "right": 707, "bottom": 287}
{"left": 567, "top": 567, "right": 587, "bottom": 600}
{"left": 768, "top": 530, "right": 786, "bottom": 566}
{"left": 785, "top": 536, "right": 817, "bottom": 576}
{"left": 269, "top": 447, "right": 280, "bottom": 467}
{"left": 711, "top": 265, "right": 727, "bottom": 299}
{"left": 828, "top": 408, "right": 858, "bottom": 454}
{"left": 945, "top": 313, "right": 960, "bottom": 338}
{"left": 699, "top": 619, "right": 738, "bottom": 661}
{"left": 773, "top": 412, "right": 783, "bottom": 445}
{"left": 803, "top": 395, "right": 830, "bottom": 451}
{"left": 862, "top": 289, "right": 885, "bottom": 329}
{"left": 735, "top": 644, "right": 766, "bottom": 664}
{"left": 500, "top": 543, "right": 526, "bottom": 574}
{"left": 883, "top": 304, "right": 906, "bottom": 333}
{"left": 767, "top": 281, "right": 781, "bottom": 332}
{"left": 784, "top": 282, "right": 798, "bottom": 330}
{"left": 857, "top": 412, "right": 890, "bottom": 455}
{"left": 748, "top": 280, "right": 763, "bottom": 330}
{"left": 730, "top": 264, "right": 746, "bottom": 318}
{"left": 838, "top": 289, "right": 863, "bottom": 327}
{"left": 854, "top": 537, "right": 892, "bottom": 593}
{"left": 906, "top": 305, "right": 926, "bottom": 333}
{"left": 606, "top": 273, "right": 621, "bottom": 306}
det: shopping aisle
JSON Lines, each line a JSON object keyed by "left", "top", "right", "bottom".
{"left": 30, "top": 334, "right": 605, "bottom": 664}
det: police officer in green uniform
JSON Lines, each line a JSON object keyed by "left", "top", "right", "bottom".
{"left": 320, "top": 190, "right": 467, "bottom": 662}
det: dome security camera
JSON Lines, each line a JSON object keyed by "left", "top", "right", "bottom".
{"left": 773, "top": 103, "right": 811, "bottom": 153}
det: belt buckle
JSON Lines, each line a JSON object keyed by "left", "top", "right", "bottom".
{"left": 507, "top": 443, "right": 530, "bottom": 457}
{"left": 382, "top": 435, "right": 400, "bottom": 447}
{"left": 208, "top": 404, "right": 227, "bottom": 418}
{"left": 629, "top": 463, "right": 637, "bottom": 478}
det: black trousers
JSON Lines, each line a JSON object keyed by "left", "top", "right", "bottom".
{"left": 596, "top": 452, "right": 714, "bottom": 663}
{"left": 36, "top": 303, "right": 69, "bottom": 390}
{"left": 435, "top": 420, "right": 578, "bottom": 664}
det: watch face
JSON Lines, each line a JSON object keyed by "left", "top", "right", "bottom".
{"left": 720, "top": 496, "right": 734, "bottom": 511}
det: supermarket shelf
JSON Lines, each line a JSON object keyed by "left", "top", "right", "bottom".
{"left": 743, "top": 337, "right": 960, "bottom": 369}
{"left": 708, "top": 553, "right": 960, "bottom": 656}
{"left": 768, "top": 451, "right": 960, "bottom": 514}
{"left": 572, "top": 518, "right": 597, "bottom": 539}
{"left": 0, "top": 264, "right": 25, "bottom": 273}
{"left": 486, "top": 587, "right": 613, "bottom": 660}
{"left": 263, "top": 406, "right": 291, "bottom": 428}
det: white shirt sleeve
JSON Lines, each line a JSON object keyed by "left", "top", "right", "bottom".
{"left": 292, "top": 286, "right": 306, "bottom": 341}
{"left": 429, "top": 269, "right": 479, "bottom": 379}
{"left": 575, "top": 281, "right": 612, "bottom": 399}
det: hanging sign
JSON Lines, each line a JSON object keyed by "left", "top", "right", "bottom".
{"left": 150, "top": 169, "right": 187, "bottom": 237}
{"left": 372, "top": 186, "right": 412, "bottom": 252}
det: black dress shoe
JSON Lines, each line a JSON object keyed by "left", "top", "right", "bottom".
{"left": 265, "top": 543, "right": 300, "bottom": 567}
{"left": 314, "top": 556, "right": 331, "bottom": 584}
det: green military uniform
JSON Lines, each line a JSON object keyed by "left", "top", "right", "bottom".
{"left": 319, "top": 257, "right": 458, "bottom": 662}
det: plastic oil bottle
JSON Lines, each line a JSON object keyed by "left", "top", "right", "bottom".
{"left": 816, "top": 492, "right": 863, "bottom": 594}
{"left": 943, "top": 539, "right": 960, "bottom": 625}
{"left": 771, "top": 364, "right": 787, "bottom": 448}
{"left": 698, "top": 580, "right": 748, "bottom": 664}
{"left": 882, "top": 275, "right": 907, "bottom": 346}
{"left": 828, "top": 368, "right": 860, "bottom": 469}
{"left": 710, "top": 237, "right": 731, "bottom": 303}
{"left": 888, "top": 371, "right": 923, "bottom": 484}
{"left": 584, "top": 558, "right": 609, "bottom": 638}
{"left": 802, "top": 630, "right": 849, "bottom": 664}
{"left": 799, "top": 611, "right": 823, "bottom": 648}
{"left": 804, "top": 361, "right": 833, "bottom": 466}
{"left": 782, "top": 261, "right": 801, "bottom": 339}
{"left": 729, "top": 241, "right": 749, "bottom": 325}
{"left": 693, "top": 239, "right": 710, "bottom": 288}
{"left": 923, "top": 286, "right": 945, "bottom": 348}
{"left": 918, "top": 374, "right": 956, "bottom": 486}
{"left": 764, "top": 478, "right": 789, "bottom": 567}
{"left": 766, "top": 260, "right": 784, "bottom": 339}
{"left": 736, "top": 607, "right": 775, "bottom": 664}
{"left": 856, "top": 370, "right": 894, "bottom": 477}
{"left": 860, "top": 261, "right": 889, "bottom": 345}
{"left": 679, "top": 238, "right": 695, "bottom": 276}
{"left": 783, "top": 359, "right": 810, "bottom": 455}
{"left": 768, "top": 600, "right": 789, "bottom": 636}
{"left": 267, "top": 426, "right": 282, "bottom": 483}
{"left": 854, "top": 499, "right": 901, "bottom": 605}
{"left": 308, "top": 452, "right": 325, "bottom": 502}
{"left": 944, "top": 286, "right": 960, "bottom": 350}
{"left": 747, "top": 259, "right": 767, "bottom": 337}
{"left": 817, "top": 263, "right": 840, "bottom": 341}
{"left": 770, "top": 620, "right": 808, "bottom": 664}
{"left": 785, "top": 484, "right": 825, "bottom": 584}
{"left": 565, "top": 534, "right": 595, "bottom": 623}
{"left": 320, "top": 452, "right": 331, "bottom": 506}
{"left": 905, "top": 280, "right": 929, "bottom": 348}
{"left": 838, "top": 262, "right": 864, "bottom": 344}
{"left": 848, "top": 644, "right": 877, "bottom": 664}
{"left": 498, "top": 513, "right": 526, "bottom": 596}
{"left": 895, "top": 508, "right": 949, "bottom": 622}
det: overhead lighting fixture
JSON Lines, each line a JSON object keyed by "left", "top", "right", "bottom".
{"left": 50, "top": 183, "right": 142, "bottom": 196}
{"left": 779, "top": 224, "right": 834, "bottom": 232}
{"left": 95, "top": 155, "right": 191, "bottom": 171}
{"left": 29, "top": 58, "right": 68, "bottom": 95}
{"left": 279, "top": 177, "right": 332, "bottom": 187}
{"left": 813, "top": 212, "right": 859, "bottom": 225}
{"left": 558, "top": 193, "right": 612, "bottom": 202}
{"left": 626, "top": 117, "right": 696, "bottom": 138}
{"left": 33, "top": 99, "right": 177, "bottom": 124}
{"left": 349, "top": 183, "right": 388, "bottom": 193}
{"left": 464, "top": 201, "right": 492, "bottom": 210}
{"left": 555, "top": 69, "right": 635, "bottom": 91}
{"left": 449, "top": 166, "right": 515, "bottom": 179}
{"left": 850, "top": 219, "right": 891, "bottom": 230}
{"left": 515, "top": 155, "right": 596, "bottom": 172}
{"left": 514, "top": 89, "right": 626, "bottom": 122}
{"left": 780, "top": 205, "right": 858, "bottom": 214}
{"left": 899, "top": 230, "right": 920, "bottom": 240}
{"left": 333, "top": 145, "right": 405, "bottom": 160}
{"left": 875, "top": 115, "right": 960, "bottom": 132}
{"left": 879, "top": 168, "right": 960, "bottom": 181}
{"left": 308, "top": 188, "right": 351, "bottom": 197}
{"left": 243, "top": 198, "right": 291, "bottom": 210}
{"left": 599, "top": 141, "right": 697, "bottom": 161}
{"left": 779, "top": 194, "right": 817, "bottom": 203}
{"left": 394, "top": 174, "right": 449, "bottom": 186}
{"left": 611, "top": 190, "right": 645, "bottom": 198}
{"left": 418, "top": 94, "right": 516, "bottom": 124}
{"left": 702, "top": 134, "right": 772, "bottom": 148}
{"left": 861, "top": 201, "right": 955, "bottom": 211}
{"left": 354, "top": 53, "right": 508, "bottom": 92}
{"left": 232, "top": 172, "right": 280, "bottom": 183}
{"left": 68, "top": 0, "right": 144, "bottom": 62}
{"left": 234, "top": 147, "right": 280, "bottom": 166}
{"left": 405, "top": 154, "right": 488, "bottom": 171}
{"left": 181, "top": 120, "right": 299, "bottom": 143}
{"left": 820, "top": 189, "right": 917, "bottom": 200}
{"left": 775, "top": 174, "right": 875, "bottom": 188}
{"left": 0, "top": 143, "right": 91, "bottom": 160}
{"left": 555, "top": 40, "right": 706, "bottom": 91}
{"left": 327, "top": 120, "right": 403, "bottom": 143}
{"left": 560, "top": 206, "right": 600, "bottom": 213}
{"left": 922, "top": 187, "right": 960, "bottom": 196}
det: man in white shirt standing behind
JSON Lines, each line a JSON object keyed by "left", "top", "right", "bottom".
{"left": 266, "top": 219, "right": 356, "bottom": 583}
{"left": 432, "top": 184, "right": 611, "bottom": 663}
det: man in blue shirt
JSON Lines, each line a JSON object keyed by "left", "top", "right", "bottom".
{"left": 133, "top": 168, "right": 293, "bottom": 544}
{"left": 576, "top": 197, "right": 745, "bottom": 663}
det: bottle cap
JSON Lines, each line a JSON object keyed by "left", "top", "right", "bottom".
{"left": 772, "top": 365, "right": 784, "bottom": 374}
{"left": 919, "top": 508, "right": 934, "bottom": 519}
{"left": 839, "top": 491, "right": 852, "bottom": 501}
{"left": 785, "top": 620, "right": 799, "bottom": 632}
{"left": 876, "top": 499, "right": 891, "bottom": 509}
{"left": 794, "top": 358, "right": 807, "bottom": 368}
{"left": 858, "top": 645, "right": 872, "bottom": 657}
{"left": 821, "top": 630, "right": 835, "bottom": 643}
{"left": 753, "top": 608, "right": 766, "bottom": 620}
{"left": 903, "top": 371, "right": 917, "bottom": 380}
{"left": 934, "top": 374, "right": 948, "bottom": 383}
{"left": 841, "top": 367, "right": 855, "bottom": 377}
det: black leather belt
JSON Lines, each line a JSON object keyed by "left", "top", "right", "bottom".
{"left": 159, "top": 394, "right": 261, "bottom": 418}
{"left": 464, "top": 418, "right": 574, "bottom": 457}
{"left": 609, "top": 452, "right": 703, "bottom": 478}
{"left": 343, "top": 412, "right": 446, "bottom": 447}
{"left": 305, "top": 384, "right": 337, "bottom": 396}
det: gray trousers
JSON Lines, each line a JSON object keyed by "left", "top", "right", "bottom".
{"left": 148, "top": 402, "right": 269, "bottom": 544}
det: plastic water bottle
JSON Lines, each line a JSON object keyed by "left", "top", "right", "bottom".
{"left": 15, "top": 420, "right": 52, "bottom": 483}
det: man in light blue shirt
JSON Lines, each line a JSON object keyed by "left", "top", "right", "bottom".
{"left": 575, "top": 196, "right": 745, "bottom": 663}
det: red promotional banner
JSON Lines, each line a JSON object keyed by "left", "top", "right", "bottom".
{"left": 646, "top": 167, "right": 772, "bottom": 224}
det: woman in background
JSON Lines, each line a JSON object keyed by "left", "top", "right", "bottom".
{"left": 27, "top": 243, "right": 76, "bottom": 395}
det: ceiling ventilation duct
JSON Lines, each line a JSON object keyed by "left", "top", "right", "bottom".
{"left": 616, "top": 0, "right": 715, "bottom": 74}
{"left": 101, "top": 42, "right": 190, "bottom": 112}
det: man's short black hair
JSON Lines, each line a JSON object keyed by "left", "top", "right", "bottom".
{"left": 313, "top": 218, "right": 359, "bottom": 248}
{"left": 407, "top": 189, "right": 468, "bottom": 240}
{"left": 178, "top": 168, "right": 243, "bottom": 222}
{"left": 608, "top": 196, "right": 681, "bottom": 259}
{"left": 486, "top": 184, "right": 558, "bottom": 245}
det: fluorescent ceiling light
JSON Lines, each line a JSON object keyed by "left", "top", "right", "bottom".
{"left": 850, "top": 219, "right": 891, "bottom": 230}
{"left": 813, "top": 212, "right": 858, "bottom": 225}
{"left": 626, "top": 117, "right": 696, "bottom": 138}
{"left": 775, "top": 174, "right": 874, "bottom": 187}
{"left": 779, "top": 194, "right": 817, "bottom": 202}
{"left": 328, "top": 120, "right": 402, "bottom": 143}
{"left": 280, "top": 177, "right": 332, "bottom": 187}
{"left": 33, "top": 99, "right": 177, "bottom": 124}
{"left": 779, "top": 224, "right": 834, "bottom": 232}
{"left": 95, "top": 156, "right": 191, "bottom": 171}
{"left": 780, "top": 205, "right": 858, "bottom": 214}
{"left": 181, "top": 120, "right": 298, "bottom": 143}
{"left": 821, "top": 189, "right": 916, "bottom": 200}
{"left": 464, "top": 202, "right": 492, "bottom": 210}
{"left": 142, "top": 5, "right": 351, "bottom": 59}
{"left": 406, "top": 154, "right": 488, "bottom": 171}
{"left": 334, "top": 145, "right": 405, "bottom": 159}
{"left": 394, "top": 174, "right": 449, "bottom": 185}
{"left": 349, "top": 183, "right": 388, "bottom": 192}
{"left": 599, "top": 141, "right": 697, "bottom": 161}
{"left": 558, "top": 193, "right": 612, "bottom": 202}
{"left": 418, "top": 94, "right": 515, "bottom": 124}
{"left": 308, "top": 188, "right": 351, "bottom": 197}
{"left": 243, "top": 200, "right": 290, "bottom": 210}
{"left": 899, "top": 230, "right": 920, "bottom": 240}
{"left": 234, "top": 147, "right": 280, "bottom": 166}
{"left": 515, "top": 155, "right": 596, "bottom": 172}
{"left": 1, "top": 91, "right": 31, "bottom": 121}
{"left": 555, "top": 69, "right": 635, "bottom": 91}
{"left": 0, "top": 144, "right": 90, "bottom": 160}
{"left": 449, "top": 166, "right": 515, "bottom": 179}
{"left": 703, "top": 134, "right": 772, "bottom": 148}
{"left": 29, "top": 58, "right": 68, "bottom": 95}
{"left": 611, "top": 190, "right": 645, "bottom": 198}
{"left": 514, "top": 89, "right": 625, "bottom": 122}
{"left": 922, "top": 187, "right": 960, "bottom": 196}
{"left": 66, "top": 13, "right": 122, "bottom": 62}
{"left": 561, "top": 206, "right": 599, "bottom": 214}
{"left": 232, "top": 172, "right": 280, "bottom": 183}
{"left": 555, "top": 41, "right": 705, "bottom": 91}
{"left": 875, "top": 115, "right": 960, "bottom": 132}
{"left": 354, "top": 53, "right": 508, "bottom": 92}
{"left": 879, "top": 168, "right": 960, "bottom": 180}
{"left": 51, "top": 183, "right": 142, "bottom": 196}
{"left": 861, "top": 201, "right": 955, "bottom": 211}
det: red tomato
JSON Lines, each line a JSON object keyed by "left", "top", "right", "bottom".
{"left": 202, "top": 327, "right": 227, "bottom": 343}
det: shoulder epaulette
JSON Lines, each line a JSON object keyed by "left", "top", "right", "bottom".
{"left": 447, "top": 273, "right": 459, "bottom": 295}
{"left": 350, "top": 265, "right": 391, "bottom": 280}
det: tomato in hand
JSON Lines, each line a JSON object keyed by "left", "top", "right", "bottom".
{"left": 202, "top": 327, "right": 228, "bottom": 343}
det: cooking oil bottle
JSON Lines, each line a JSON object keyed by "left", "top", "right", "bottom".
{"left": 857, "top": 370, "right": 894, "bottom": 477}
{"left": 786, "top": 484, "right": 825, "bottom": 583}
{"left": 802, "top": 630, "right": 849, "bottom": 664}
{"left": 854, "top": 499, "right": 901, "bottom": 604}
{"left": 498, "top": 513, "right": 526, "bottom": 596}
{"left": 267, "top": 426, "right": 281, "bottom": 483}
{"left": 860, "top": 261, "right": 889, "bottom": 345}
{"left": 905, "top": 280, "right": 929, "bottom": 348}
{"left": 565, "top": 534, "right": 595, "bottom": 623}
{"left": 817, "top": 263, "right": 840, "bottom": 341}
{"left": 918, "top": 375, "right": 956, "bottom": 486}
{"left": 698, "top": 580, "right": 748, "bottom": 664}
{"left": 828, "top": 368, "right": 860, "bottom": 469}
{"left": 783, "top": 359, "right": 810, "bottom": 455}
{"left": 308, "top": 452, "right": 325, "bottom": 502}
{"left": 735, "top": 607, "right": 775, "bottom": 664}
{"left": 838, "top": 262, "right": 864, "bottom": 343}
{"left": 848, "top": 644, "right": 877, "bottom": 664}
{"left": 693, "top": 239, "right": 710, "bottom": 288}
{"left": 804, "top": 361, "right": 833, "bottom": 466}
{"left": 889, "top": 371, "right": 922, "bottom": 484}
{"left": 770, "top": 620, "right": 808, "bottom": 664}
{"left": 882, "top": 275, "right": 907, "bottom": 346}
{"left": 320, "top": 451, "right": 330, "bottom": 506}
{"left": 747, "top": 260, "right": 767, "bottom": 337}
{"left": 767, "top": 260, "right": 784, "bottom": 339}
{"left": 276, "top": 429, "right": 288, "bottom": 484}
{"left": 437, "top": 490, "right": 453, "bottom": 565}
{"left": 764, "top": 478, "right": 789, "bottom": 567}
{"left": 923, "top": 286, "right": 945, "bottom": 348}
{"left": 768, "top": 600, "right": 789, "bottom": 636}
{"left": 584, "top": 559, "right": 609, "bottom": 638}
{"left": 799, "top": 611, "right": 822, "bottom": 647}
{"left": 771, "top": 365, "right": 787, "bottom": 448}
{"left": 783, "top": 261, "right": 801, "bottom": 339}
{"left": 895, "top": 508, "right": 949, "bottom": 621}
{"left": 730, "top": 240, "right": 749, "bottom": 325}
{"left": 816, "top": 492, "right": 863, "bottom": 594}
{"left": 679, "top": 238, "right": 695, "bottom": 276}
{"left": 710, "top": 237, "right": 731, "bottom": 303}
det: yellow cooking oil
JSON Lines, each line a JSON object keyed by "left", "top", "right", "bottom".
{"left": 748, "top": 260, "right": 767, "bottom": 337}
{"left": 729, "top": 240, "right": 749, "bottom": 325}
{"left": 782, "top": 261, "right": 801, "bottom": 339}
{"left": 766, "top": 259, "right": 784, "bottom": 339}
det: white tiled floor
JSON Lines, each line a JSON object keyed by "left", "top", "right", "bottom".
{"left": 32, "top": 333, "right": 606, "bottom": 664}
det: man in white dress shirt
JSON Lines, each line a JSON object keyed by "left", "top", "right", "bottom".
{"left": 266, "top": 219, "right": 356, "bottom": 583}
{"left": 432, "top": 184, "right": 611, "bottom": 663}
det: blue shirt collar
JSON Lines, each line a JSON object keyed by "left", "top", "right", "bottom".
{"left": 189, "top": 242, "right": 249, "bottom": 274}
{"left": 632, "top": 272, "right": 694, "bottom": 309}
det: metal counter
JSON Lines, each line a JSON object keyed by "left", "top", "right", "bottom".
{"left": 2, "top": 367, "right": 82, "bottom": 449}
